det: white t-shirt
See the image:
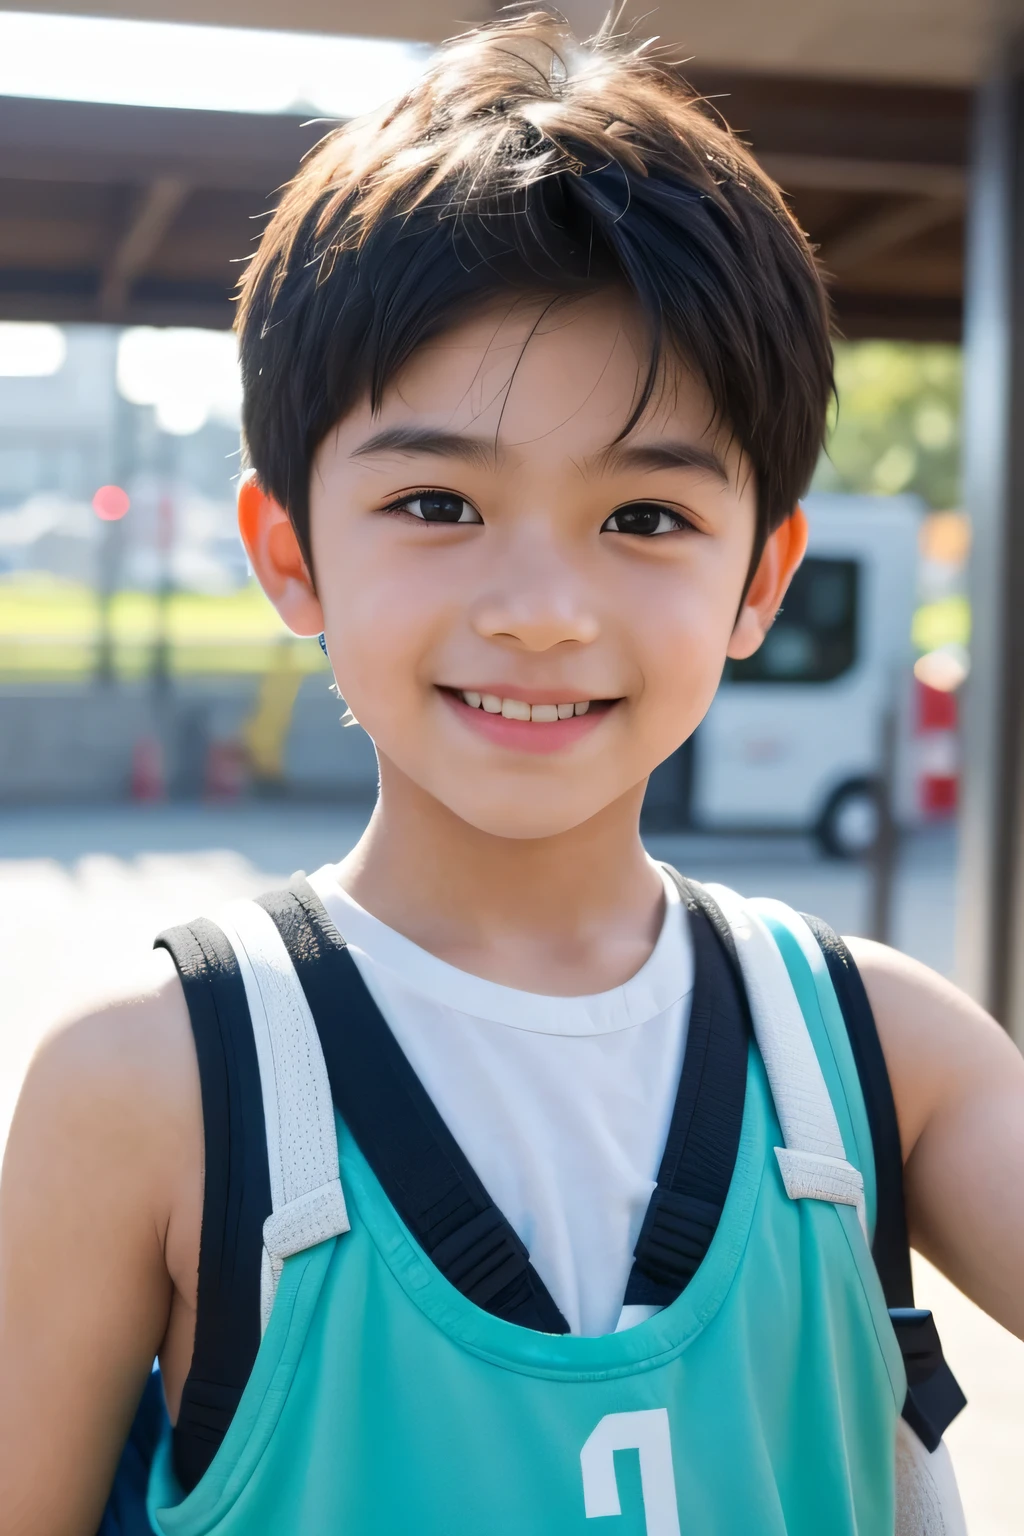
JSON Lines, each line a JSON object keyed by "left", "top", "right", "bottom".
{"left": 305, "top": 862, "right": 694, "bottom": 1337}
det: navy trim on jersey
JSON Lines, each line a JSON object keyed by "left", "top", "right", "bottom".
{"left": 96, "top": 1368, "right": 168, "bottom": 1536}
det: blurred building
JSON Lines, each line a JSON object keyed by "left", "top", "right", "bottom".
{"left": 0, "top": 326, "right": 244, "bottom": 590}
{"left": 1, "top": 0, "right": 1023, "bottom": 1042}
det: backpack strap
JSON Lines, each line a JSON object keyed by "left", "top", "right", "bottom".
{"left": 257, "top": 877, "right": 572, "bottom": 1336}
{"left": 797, "top": 913, "right": 913, "bottom": 1305}
{"left": 214, "top": 895, "right": 351, "bottom": 1334}
{"left": 702, "top": 881, "right": 869, "bottom": 1237}
{"left": 154, "top": 900, "right": 350, "bottom": 1494}
{"left": 624, "top": 878, "right": 750, "bottom": 1307}
{"left": 783, "top": 909, "right": 967, "bottom": 1455}
{"left": 716, "top": 890, "right": 966, "bottom": 1454}
{"left": 154, "top": 916, "right": 272, "bottom": 1492}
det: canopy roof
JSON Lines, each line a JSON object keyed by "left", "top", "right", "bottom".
{"left": 0, "top": 3, "right": 976, "bottom": 338}
{"left": 5, "top": 0, "right": 995, "bottom": 84}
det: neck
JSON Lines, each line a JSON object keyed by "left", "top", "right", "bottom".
{"left": 335, "top": 757, "right": 665, "bottom": 993}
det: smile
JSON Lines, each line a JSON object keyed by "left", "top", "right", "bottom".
{"left": 439, "top": 687, "right": 618, "bottom": 754}
{"left": 458, "top": 690, "right": 593, "bottom": 722}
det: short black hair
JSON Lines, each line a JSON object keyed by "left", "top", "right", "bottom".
{"left": 237, "top": 10, "right": 833, "bottom": 578}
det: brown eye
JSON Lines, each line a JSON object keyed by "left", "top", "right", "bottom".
{"left": 602, "top": 503, "right": 687, "bottom": 536}
{"left": 403, "top": 492, "right": 482, "bottom": 524}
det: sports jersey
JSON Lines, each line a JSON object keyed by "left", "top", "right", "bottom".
{"left": 306, "top": 860, "right": 694, "bottom": 1337}
{"left": 130, "top": 873, "right": 965, "bottom": 1536}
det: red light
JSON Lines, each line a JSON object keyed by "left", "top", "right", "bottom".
{"left": 92, "top": 484, "right": 130, "bottom": 521}
{"left": 922, "top": 775, "right": 958, "bottom": 817}
{"left": 916, "top": 679, "right": 958, "bottom": 733}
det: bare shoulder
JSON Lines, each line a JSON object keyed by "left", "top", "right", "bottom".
{"left": 0, "top": 953, "right": 203, "bottom": 1532}
{"left": 844, "top": 939, "right": 1024, "bottom": 1333}
{"left": 4, "top": 946, "right": 202, "bottom": 1303}
{"left": 12, "top": 946, "right": 198, "bottom": 1174}
{"left": 843, "top": 936, "right": 1024, "bottom": 1160}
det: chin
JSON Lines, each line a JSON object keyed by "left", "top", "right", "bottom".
{"left": 438, "top": 791, "right": 610, "bottom": 842}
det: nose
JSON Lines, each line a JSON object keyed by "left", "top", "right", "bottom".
{"left": 470, "top": 540, "right": 601, "bottom": 653}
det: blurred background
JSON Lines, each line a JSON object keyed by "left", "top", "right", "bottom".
{"left": 0, "top": 2, "right": 1022, "bottom": 1530}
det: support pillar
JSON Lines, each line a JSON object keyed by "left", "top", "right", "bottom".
{"left": 958, "top": 22, "right": 1024, "bottom": 1045}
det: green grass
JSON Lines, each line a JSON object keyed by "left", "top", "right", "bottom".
{"left": 1, "top": 573, "right": 970, "bottom": 683}
{"left": 0, "top": 575, "right": 329, "bottom": 681}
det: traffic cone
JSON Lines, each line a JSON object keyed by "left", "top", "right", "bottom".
{"left": 130, "top": 734, "right": 166, "bottom": 802}
{"left": 204, "top": 739, "right": 248, "bottom": 802}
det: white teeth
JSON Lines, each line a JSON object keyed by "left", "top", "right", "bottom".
{"left": 458, "top": 691, "right": 594, "bottom": 720}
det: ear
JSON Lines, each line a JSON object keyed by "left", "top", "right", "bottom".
{"left": 237, "top": 474, "right": 324, "bottom": 637}
{"left": 727, "top": 507, "right": 809, "bottom": 660}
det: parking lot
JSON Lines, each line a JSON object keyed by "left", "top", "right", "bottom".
{"left": 0, "top": 804, "right": 1020, "bottom": 1532}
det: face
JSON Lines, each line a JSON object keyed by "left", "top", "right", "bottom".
{"left": 244, "top": 292, "right": 805, "bottom": 840}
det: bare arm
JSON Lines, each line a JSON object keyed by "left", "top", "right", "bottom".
{"left": 0, "top": 953, "right": 202, "bottom": 1536}
{"left": 848, "top": 938, "right": 1024, "bottom": 1340}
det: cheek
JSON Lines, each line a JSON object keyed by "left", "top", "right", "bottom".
{"left": 627, "top": 559, "right": 739, "bottom": 716}
{"left": 316, "top": 535, "right": 445, "bottom": 715}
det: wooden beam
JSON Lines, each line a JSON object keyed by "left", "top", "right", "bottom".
{"left": 759, "top": 152, "right": 966, "bottom": 199}
{"left": 0, "top": 285, "right": 234, "bottom": 327}
{"left": 0, "top": 84, "right": 969, "bottom": 340}
{"left": 0, "top": 96, "right": 321, "bottom": 192}
{"left": 821, "top": 195, "right": 963, "bottom": 273}
{"left": 829, "top": 288, "right": 962, "bottom": 341}
{"left": 98, "top": 174, "right": 188, "bottom": 316}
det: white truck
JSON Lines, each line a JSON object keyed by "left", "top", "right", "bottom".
{"left": 644, "top": 494, "right": 937, "bottom": 856}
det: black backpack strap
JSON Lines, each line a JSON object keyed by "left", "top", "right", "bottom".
{"left": 800, "top": 913, "right": 966, "bottom": 1450}
{"left": 154, "top": 917, "right": 272, "bottom": 1493}
{"left": 625, "top": 877, "right": 750, "bottom": 1306}
{"left": 799, "top": 914, "right": 913, "bottom": 1305}
{"left": 256, "top": 877, "right": 571, "bottom": 1336}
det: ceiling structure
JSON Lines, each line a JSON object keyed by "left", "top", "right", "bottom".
{"left": 0, "top": 72, "right": 969, "bottom": 340}
{"left": 4, "top": 0, "right": 997, "bottom": 84}
{"left": 0, "top": 95, "right": 317, "bottom": 330}
{"left": 0, "top": 0, "right": 985, "bottom": 339}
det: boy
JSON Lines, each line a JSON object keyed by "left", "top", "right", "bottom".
{"left": 2, "top": 12, "right": 1022, "bottom": 1535}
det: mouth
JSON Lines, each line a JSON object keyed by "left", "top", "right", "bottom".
{"left": 438, "top": 687, "right": 620, "bottom": 754}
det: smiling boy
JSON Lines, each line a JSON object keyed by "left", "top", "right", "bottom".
{"left": 2, "top": 14, "right": 1023, "bottom": 1536}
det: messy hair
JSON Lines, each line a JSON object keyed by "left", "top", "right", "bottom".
{"left": 237, "top": 10, "right": 833, "bottom": 577}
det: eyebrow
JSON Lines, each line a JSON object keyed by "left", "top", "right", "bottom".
{"left": 350, "top": 426, "right": 497, "bottom": 470}
{"left": 598, "top": 439, "right": 731, "bottom": 483}
{"left": 350, "top": 424, "right": 730, "bottom": 484}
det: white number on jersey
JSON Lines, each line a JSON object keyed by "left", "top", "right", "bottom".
{"left": 580, "top": 1408, "right": 681, "bottom": 1536}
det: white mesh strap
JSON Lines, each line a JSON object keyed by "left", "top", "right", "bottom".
{"left": 703, "top": 883, "right": 867, "bottom": 1237}
{"left": 217, "top": 898, "right": 350, "bottom": 1333}
{"left": 775, "top": 1148, "right": 866, "bottom": 1211}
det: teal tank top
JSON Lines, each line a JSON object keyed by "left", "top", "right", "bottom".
{"left": 148, "top": 888, "right": 905, "bottom": 1536}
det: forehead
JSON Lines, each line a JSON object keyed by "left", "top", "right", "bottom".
{"left": 336, "top": 291, "right": 742, "bottom": 477}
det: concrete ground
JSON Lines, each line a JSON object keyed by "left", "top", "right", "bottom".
{"left": 0, "top": 804, "right": 1020, "bottom": 1531}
